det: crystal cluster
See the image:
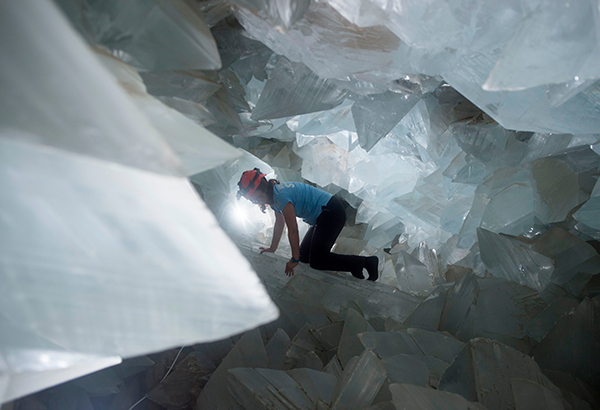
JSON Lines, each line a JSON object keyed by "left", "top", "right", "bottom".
{"left": 0, "top": 0, "right": 278, "bottom": 403}
{"left": 3, "top": 0, "right": 600, "bottom": 406}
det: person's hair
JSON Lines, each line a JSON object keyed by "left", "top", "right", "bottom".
{"left": 257, "top": 178, "right": 279, "bottom": 213}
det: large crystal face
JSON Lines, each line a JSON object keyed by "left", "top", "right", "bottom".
{"left": 3, "top": 0, "right": 600, "bottom": 407}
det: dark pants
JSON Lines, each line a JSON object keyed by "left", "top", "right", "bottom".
{"left": 299, "top": 196, "right": 365, "bottom": 274}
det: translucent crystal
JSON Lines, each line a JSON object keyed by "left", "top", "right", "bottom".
{"left": 352, "top": 92, "right": 421, "bottom": 152}
{"left": 197, "top": 329, "right": 269, "bottom": 409}
{"left": 330, "top": 350, "right": 387, "bottom": 410}
{"left": 140, "top": 70, "right": 221, "bottom": 103}
{"left": 228, "top": 367, "right": 315, "bottom": 409}
{"left": 547, "top": 78, "right": 598, "bottom": 107}
{"left": 478, "top": 228, "right": 554, "bottom": 292}
{"left": 0, "top": 0, "right": 182, "bottom": 175}
{"left": 402, "top": 328, "right": 465, "bottom": 363}
{"left": 357, "top": 332, "right": 422, "bottom": 359}
{"left": 574, "top": 195, "right": 600, "bottom": 231}
{"left": 526, "top": 227, "right": 600, "bottom": 291}
{"left": 235, "top": 2, "right": 404, "bottom": 80}
{"left": 512, "top": 378, "right": 570, "bottom": 410}
{"left": 266, "top": 328, "right": 292, "bottom": 370}
{"left": 403, "top": 289, "right": 446, "bottom": 330}
{"left": 146, "top": 352, "right": 216, "bottom": 409}
{"left": 395, "top": 251, "right": 433, "bottom": 294}
{"left": 531, "top": 158, "right": 580, "bottom": 224}
{"left": 287, "top": 368, "right": 337, "bottom": 405}
{"left": 311, "top": 322, "right": 343, "bottom": 352}
{"left": 543, "top": 370, "right": 600, "bottom": 409}
{"left": 483, "top": 1, "right": 600, "bottom": 91}
{"left": 439, "top": 274, "right": 547, "bottom": 344}
{"left": 56, "top": 0, "right": 221, "bottom": 72}
{"left": 229, "top": 0, "right": 311, "bottom": 30}
{"left": 286, "top": 324, "right": 319, "bottom": 367}
{"left": 439, "top": 338, "right": 561, "bottom": 409}
{"left": 93, "top": 48, "right": 243, "bottom": 176}
{"left": 532, "top": 298, "right": 600, "bottom": 391}
{"left": 0, "top": 311, "right": 122, "bottom": 402}
{"left": 1, "top": 135, "right": 279, "bottom": 400}
{"left": 525, "top": 297, "right": 579, "bottom": 343}
{"left": 252, "top": 57, "right": 347, "bottom": 120}
{"left": 381, "top": 354, "right": 430, "bottom": 386}
{"left": 337, "top": 309, "right": 374, "bottom": 367}
{"left": 480, "top": 171, "right": 536, "bottom": 236}
{"left": 390, "top": 383, "right": 488, "bottom": 410}
{"left": 444, "top": 52, "right": 600, "bottom": 134}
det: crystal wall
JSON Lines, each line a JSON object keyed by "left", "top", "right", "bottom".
{"left": 2, "top": 0, "right": 600, "bottom": 408}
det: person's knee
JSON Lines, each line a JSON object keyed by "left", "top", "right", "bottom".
{"left": 309, "top": 258, "right": 324, "bottom": 270}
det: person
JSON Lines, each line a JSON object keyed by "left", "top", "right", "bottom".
{"left": 237, "top": 168, "right": 378, "bottom": 280}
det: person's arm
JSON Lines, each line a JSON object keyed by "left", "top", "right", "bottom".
{"left": 282, "top": 202, "right": 300, "bottom": 276}
{"left": 260, "top": 211, "right": 284, "bottom": 254}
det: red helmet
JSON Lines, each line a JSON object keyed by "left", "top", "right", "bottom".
{"left": 237, "top": 168, "right": 266, "bottom": 199}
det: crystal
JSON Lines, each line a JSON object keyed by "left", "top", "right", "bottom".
{"left": 229, "top": 0, "right": 311, "bottom": 30}
{"left": 532, "top": 297, "right": 600, "bottom": 391}
{"left": 228, "top": 367, "right": 315, "bottom": 409}
{"left": 381, "top": 354, "right": 430, "bottom": 386}
{"left": 92, "top": 48, "right": 243, "bottom": 176}
{"left": 286, "top": 324, "right": 320, "bottom": 368}
{"left": 140, "top": 70, "right": 221, "bottom": 103}
{"left": 362, "top": 403, "right": 397, "bottom": 410}
{"left": 403, "top": 289, "right": 446, "bottom": 330}
{"left": 574, "top": 195, "right": 600, "bottom": 231}
{"left": 352, "top": 92, "right": 421, "bottom": 152}
{"left": 147, "top": 352, "right": 216, "bottom": 409}
{"left": 337, "top": 309, "right": 374, "bottom": 367}
{"left": 439, "top": 338, "right": 561, "bottom": 409}
{"left": 439, "top": 274, "right": 547, "bottom": 344}
{"left": 444, "top": 52, "right": 600, "bottom": 134}
{"left": 401, "top": 328, "right": 464, "bottom": 363}
{"left": 483, "top": 1, "right": 600, "bottom": 92}
{"left": 543, "top": 370, "right": 600, "bottom": 409}
{"left": 72, "top": 368, "right": 121, "bottom": 396}
{"left": 478, "top": 228, "right": 554, "bottom": 291}
{"left": 525, "top": 297, "right": 579, "bottom": 343}
{"left": 55, "top": 0, "right": 221, "bottom": 72}
{"left": 266, "top": 328, "right": 292, "bottom": 370}
{"left": 526, "top": 227, "right": 600, "bottom": 291}
{"left": 287, "top": 368, "right": 337, "bottom": 405}
{"left": 395, "top": 251, "right": 433, "bottom": 294}
{"left": 235, "top": 2, "right": 404, "bottom": 80}
{"left": 0, "top": 136, "right": 278, "bottom": 400}
{"left": 252, "top": 57, "right": 347, "bottom": 120}
{"left": 0, "top": 314, "right": 121, "bottom": 403}
{"left": 511, "top": 378, "right": 567, "bottom": 410}
{"left": 324, "top": 356, "right": 343, "bottom": 379}
{"left": 389, "top": 383, "right": 488, "bottom": 410}
{"left": 276, "top": 261, "right": 422, "bottom": 325}
{"left": 197, "top": 329, "right": 269, "bottom": 409}
{"left": 330, "top": 350, "right": 387, "bottom": 410}
{"left": 311, "top": 322, "right": 344, "bottom": 352}
{"left": 412, "top": 355, "right": 451, "bottom": 389}
{"left": 357, "top": 332, "right": 422, "bottom": 359}
{"left": 531, "top": 158, "right": 580, "bottom": 224}
{"left": 547, "top": 79, "right": 598, "bottom": 108}
{"left": 297, "top": 352, "right": 324, "bottom": 373}
{"left": 0, "top": 0, "right": 182, "bottom": 175}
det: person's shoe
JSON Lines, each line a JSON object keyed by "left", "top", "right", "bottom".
{"left": 365, "top": 256, "right": 378, "bottom": 281}
{"left": 350, "top": 266, "right": 365, "bottom": 279}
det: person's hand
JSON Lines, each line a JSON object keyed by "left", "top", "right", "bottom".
{"left": 259, "top": 246, "right": 276, "bottom": 254}
{"left": 285, "top": 260, "right": 298, "bottom": 277}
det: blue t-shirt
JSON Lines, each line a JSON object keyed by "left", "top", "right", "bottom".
{"left": 272, "top": 182, "right": 333, "bottom": 226}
